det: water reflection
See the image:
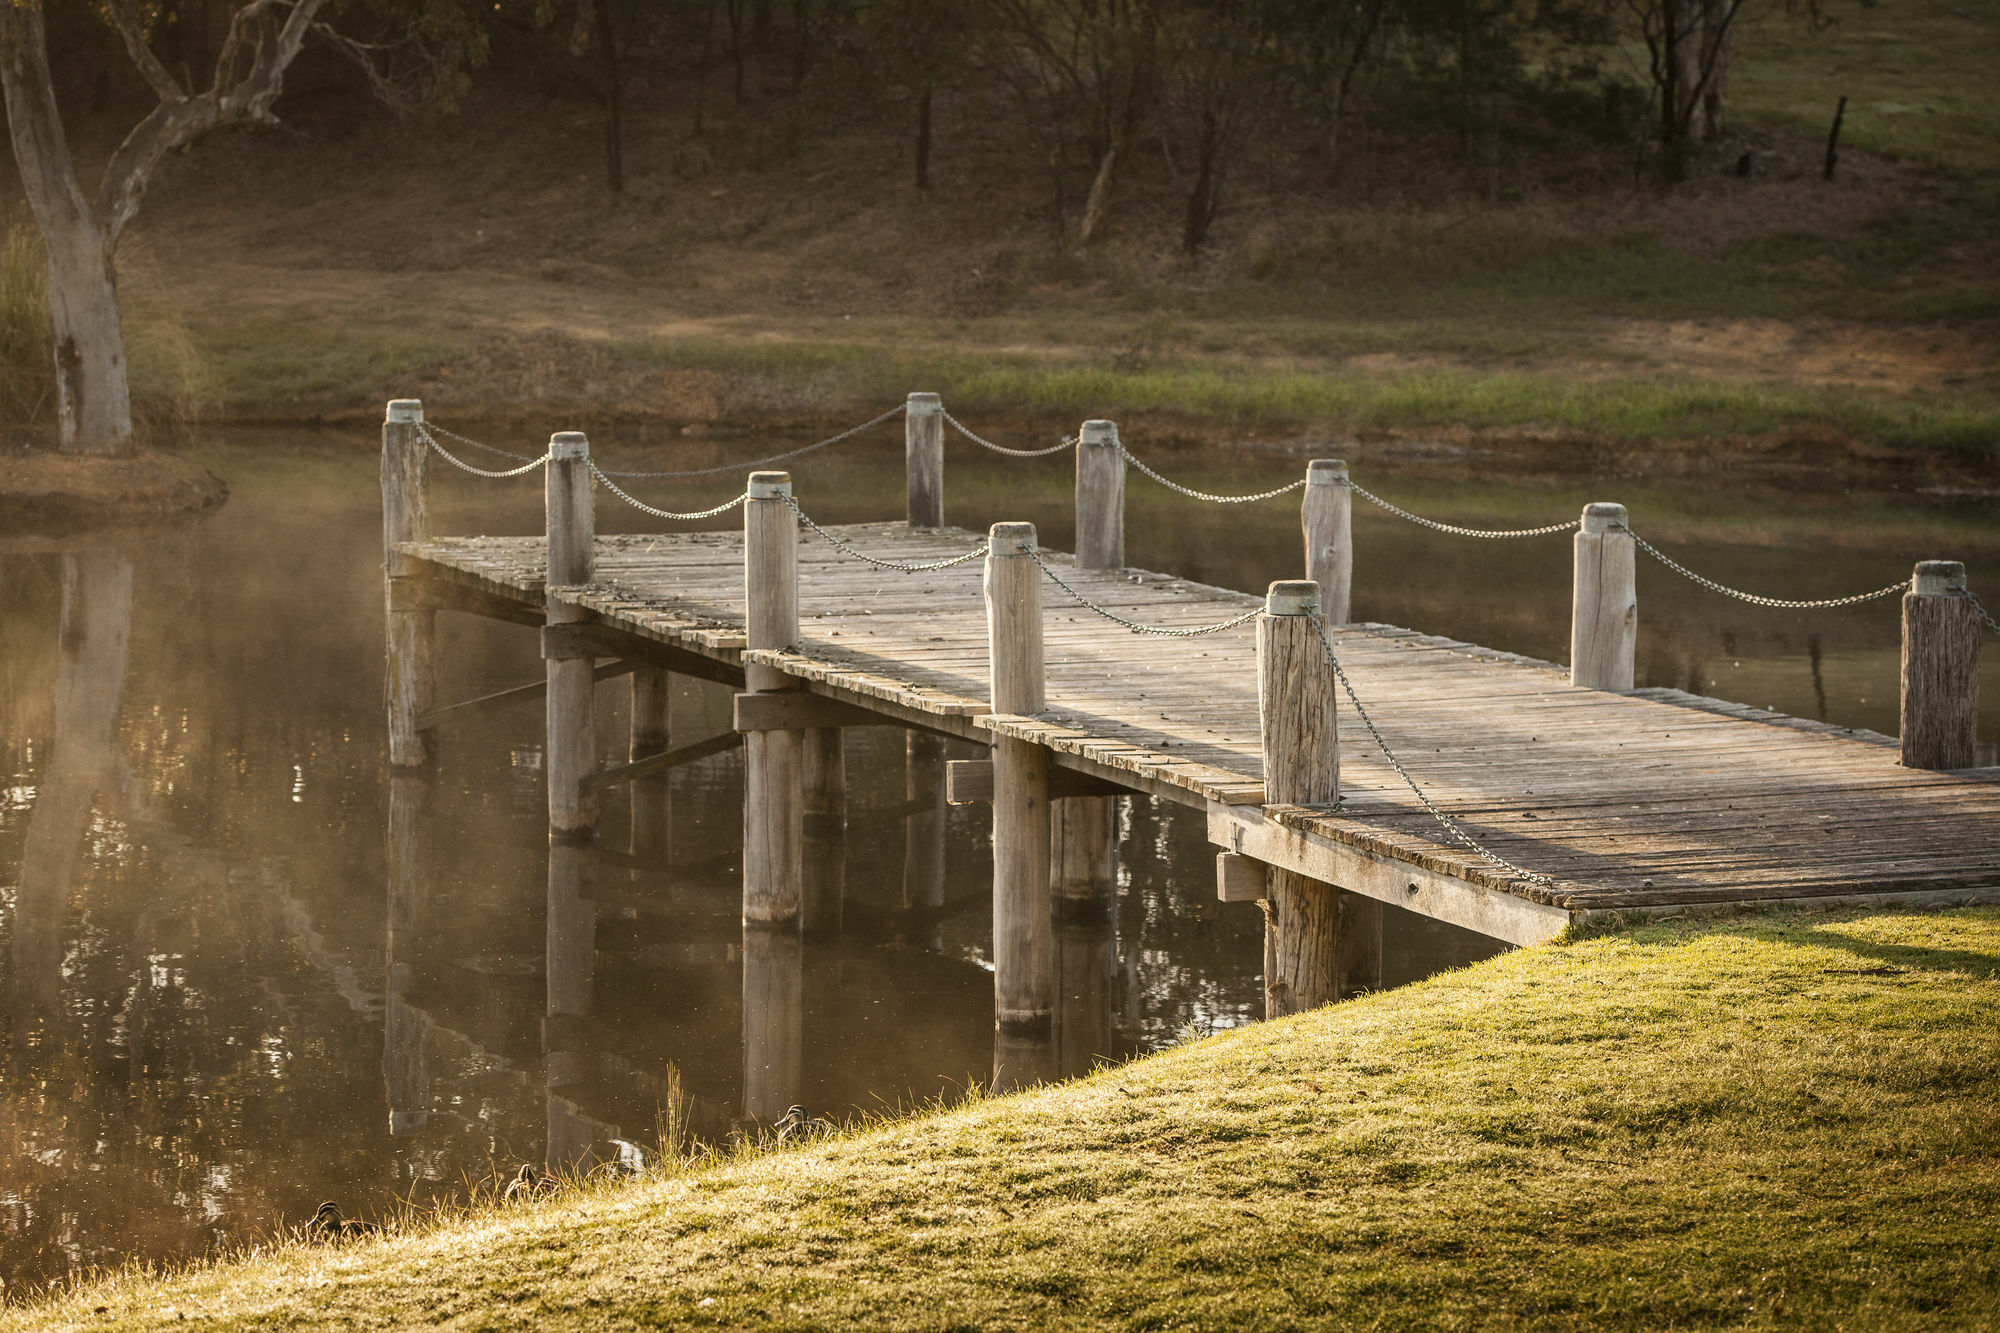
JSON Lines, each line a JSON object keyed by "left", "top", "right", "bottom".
{"left": 1, "top": 430, "right": 1993, "bottom": 1290}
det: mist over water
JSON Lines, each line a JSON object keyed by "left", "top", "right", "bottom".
{"left": 2, "top": 427, "right": 1993, "bottom": 1289}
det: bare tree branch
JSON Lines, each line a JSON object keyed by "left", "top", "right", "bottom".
{"left": 104, "top": 0, "right": 188, "bottom": 102}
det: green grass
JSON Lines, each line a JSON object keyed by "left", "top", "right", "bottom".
{"left": 15, "top": 906, "right": 1999, "bottom": 1330}
{"left": 1731, "top": 0, "right": 2000, "bottom": 179}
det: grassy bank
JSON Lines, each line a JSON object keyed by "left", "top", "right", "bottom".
{"left": 15, "top": 906, "right": 1998, "bottom": 1330}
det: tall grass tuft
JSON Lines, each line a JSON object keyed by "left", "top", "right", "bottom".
{"left": 0, "top": 216, "right": 211, "bottom": 437}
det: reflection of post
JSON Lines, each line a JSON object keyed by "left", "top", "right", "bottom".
{"left": 14, "top": 552, "right": 132, "bottom": 1015}
{"left": 902, "top": 732, "right": 947, "bottom": 946}
{"left": 384, "top": 775, "right": 431, "bottom": 1138}
{"left": 741, "top": 924, "right": 803, "bottom": 1125}
{"left": 546, "top": 841, "right": 597, "bottom": 1172}
{"left": 802, "top": 728, "right": 846, "bottom": 936}
{"left": 1054, "top": 911, "right": 1117, "bottom": 1080}
{"left": 628, "top": 668, "right": 672, "bottom": 861}
{"left": 993, "top": 1028, "right": 1059, "bottom": 1094}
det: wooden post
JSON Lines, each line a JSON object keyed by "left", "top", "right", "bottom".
{"left": 742, "top": 924, "right": 804, "bottom": 1124}
{"left": 907, "top": 391, "right": 944, "bottom": 529}
{"left": 628, "top": 668, "right": 672, "bottom": 861}
{"left": 545, "top": 431, "right": 598, "bottom": 841}
{"left": 1901, "top": 561, "right": 1981, "bottom": 770}
{"left": 1302, "top": 458, "right": 1352, "bottom": 626}
{"left": 1570, "top": 502, "right": 1636, "bottom": 691}
{"left": 904, "top": 731, "right": 948, "bottom": 948}
{"left": 1260, "top": 580, "right": 1340, "bottom": 1018}
{"left": 1075, "top": 419, "right": 1125, "bottom": 570}
{"left": 1051, "top": 797, "right": 1117, "bottom": 910}
{"left": 986, "top": 521, "right": 1052, "bottom": 1032}
{"left": 802, "top": 727, "right": 846, "bottom": 935}
{"left": 743, "top": 470, "right": 803, "bottom": 926}
{"left": 382, "top": 398, "right": 435, "bottom": 769}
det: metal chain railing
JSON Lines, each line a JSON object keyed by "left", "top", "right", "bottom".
{"left": 1968, "top": 590, "right": 2000, "bottom": 638}
{"left": 1120, "top": 444, "right": 1307, "bottom": 504}
{"left": 1347, "top": 481, "right": 1578, "bottom": 538}
{"left": 588, "top": 462, "right": 749, "bottom": 521}
{"left": 1632, "top": 534, "right": 1906, "bottom": 610}
{"left": 1027, "top": 550, "right": 1266, "bottom": 636}
{"left": 782, "top": 494, "right": 989, "bottom": 572}
{"left": 595, "top": 404, "right": 909, "bottom": 478}
{"left": 424, "top": 421, "right": 544, "bottom": 464}
{"left": 419, "top": 423, "right": 551, "bottom": 478}
{"left": 1308, "top": 617, "right": 1556, "bottom": 888}
{"left": 942, "top": 411, "right": 1079, "bottom": 458}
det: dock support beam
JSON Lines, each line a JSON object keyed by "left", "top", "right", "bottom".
{"left": 743, "top": 471, "right": 804, "bottom": 926}
{"left": 1302, "top": 459, "right": 1352, "bottom": 627}
{"left": 383, "top": 399, "right": 435, "bottom": 769}
{"left": 1075, "top": 419, "right": 1125, "bottom": 571}
{"left": 1571, "top": 502, "right": 1636, "bottom": 691}
{"left": 1260, "top": 580, "right": 1342, "bottom": 1017}
{"left": 545, "top": 432, "right": 598, "bottom": 841}
{"left": 1901, "top": 560, "right": 1981, "bottom": 770}
{"left": 907, "top": 392, "right": 944, "bottom": 529}
{"left": 987, "top": 521, "right": 1052, "bottom": 1032}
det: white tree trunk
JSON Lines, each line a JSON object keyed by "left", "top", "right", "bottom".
{"left": 1700, "top": 0, "right": 1734, "bottom": 141}
{"left": 1, "top": 6, "right": 136, "bottom": 455}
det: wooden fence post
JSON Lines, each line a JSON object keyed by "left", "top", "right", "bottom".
{"left": 986, "top": 521, "right": 1052, "bottom": 1032}
{"left": 1901, "top": 560, "right": 1981, "bottom": 770}
{"left": 1075, "top": 419, "right": 1126, "bottom": 570}
{"left": 802, "top": 727, "right": 847, "bottom": 935}
{"left": 1570, "top": 502, "right": 1636, "bottom": 691}
{"left": 544, "top": 431, "right": 597, "bottom": 841}
{"left": 1302, "top": 459, "right": 1352, "bottom": 626}
{"left": 1260, "top": 579, "right": 1341, "bottom": 1017}
{"left": 907, "top": 391, "right": 944, "bottom": 529}
{"left": 383, "top": 399, "right": 435, "bottom": 769}
{"left": 743, "top": 470, "right": 803, "bottom": 926}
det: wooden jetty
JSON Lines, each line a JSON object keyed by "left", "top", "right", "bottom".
{"left": 381, "top": 396, "right": 1998, "bottom": 1037}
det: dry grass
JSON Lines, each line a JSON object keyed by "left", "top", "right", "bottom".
{"left": 9, "top": 906, "right": 1997, "bottom": 1331}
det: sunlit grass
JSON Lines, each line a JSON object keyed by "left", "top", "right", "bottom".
{"left": 12, "top": 907, "right": 1998, "bottom": 1330}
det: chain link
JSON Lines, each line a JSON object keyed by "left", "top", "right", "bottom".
{"left": 782, "top": 494, "right": 989, "bottom": 571}
{"left": 1308, "top": 617, "right": 1556, "bottom": 888}
{"left": 1968, "top": 590, "right": 2000, "bottom": 638}
{"left": 1120, "top": 444, "right": 1307, "bottom": 504}
{"left": 419, "top": 424, "right": 551, "bottom": 478}
{"left": 594, "top": 405, "right": 908, "bottom": 478}
{"left": 1027, "top": 550, "right": 1266, "bottom": 636}
{"left": 942, "top": 411, "right": 1079, "bottom": 458}
{"left": 1347, "top": 481, "right": 1578, "bottom": 538}
{"left": 1632, "top": 534, "right": 1906, "bottom": 609}
{"left": 588, "top": 462, "right": 749, "bottom": 520}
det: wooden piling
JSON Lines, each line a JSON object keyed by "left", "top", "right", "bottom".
{"left": 1075, "top": 420, "right": 1125, "bottom": 571}
{"left": 1260, "top": 580, "right": 1340, "bottom": 1018}
{"left": 743, "top": 471, "right": 803, "bottom": 926}
{"left": 544, "top": 431, "right": 598, "bottom": 840}
{"left": 802, "top": 726, "right": 847, "bottom": 935}
{"left": 1302, "top": 459, "right": 1352, "bottom": 626}
{"left": 382, "top": 399, "right": 435, "bottom": 769}
{"left": 1570, "top": 502, "right": 1636, "bottom": 691}
{"left": 987, "top": 521, "right": 1052, "bottom": 1031}
{"left": 628, "top": 668, "right": 672, "bottom": 860}
{"left": 904, "top": 731, "right": 948, "bottom": 947}
{"left": 907, "top": 392, "right": 944, "bottom": 529}
{"left": 1900, "top": 561, "right": 1981, "bottom": 770}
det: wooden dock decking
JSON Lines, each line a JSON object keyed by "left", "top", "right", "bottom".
{"left": 398, "top": 521, "right": 2000, "bottom": 948}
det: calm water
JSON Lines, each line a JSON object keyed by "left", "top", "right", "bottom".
{"left": 2, "top": 425, "right": 1994, "bottom": 1289}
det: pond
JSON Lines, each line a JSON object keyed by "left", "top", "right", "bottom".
{"left": 2, "top": 420, "right": 1994, "bottom": 1290}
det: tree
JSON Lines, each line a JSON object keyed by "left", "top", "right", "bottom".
{"left": 0, "top": 0, "right": 336, "bottom": 456}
